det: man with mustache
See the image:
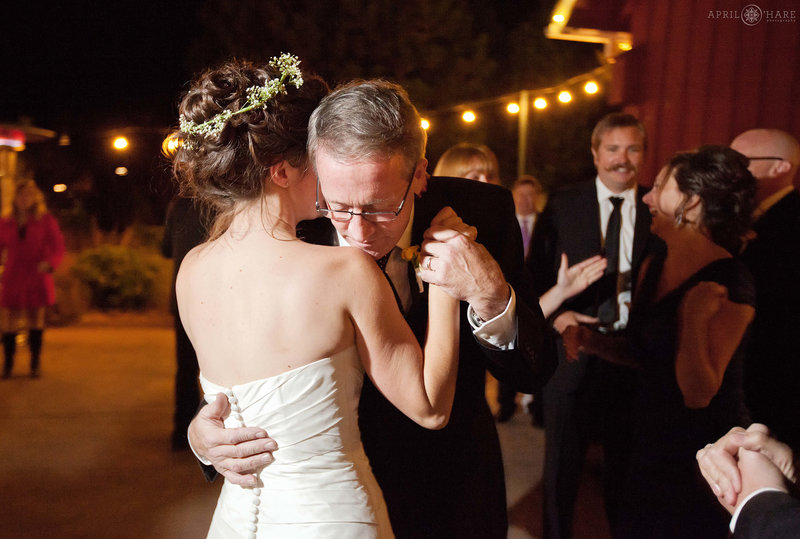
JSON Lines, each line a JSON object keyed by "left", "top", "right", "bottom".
{"left": 528, "top": 113, "right": 652, "bottom": 538}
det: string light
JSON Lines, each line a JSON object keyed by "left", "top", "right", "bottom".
{"left": 421, "top": 118, "right": 430, "bottom": 130}
{"left": 113, "top": 136, "right": 129, "bottom": 150}
{"left": 418, "top": 65, "right": 609, "bottom": 123}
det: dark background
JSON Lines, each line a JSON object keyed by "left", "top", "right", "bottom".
{"left": 1, "top": 0, "right": 607, "bottom": 230}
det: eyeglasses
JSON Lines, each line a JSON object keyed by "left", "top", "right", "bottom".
{"left": 747, "top": 156, "right": 784, "bottom": 162}
{"left": 316, "top": 168, "right": 415, "bottom": 223}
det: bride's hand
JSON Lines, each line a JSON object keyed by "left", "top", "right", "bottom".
{"left": 189, "top": 393, "right": 278, "bottom": 487}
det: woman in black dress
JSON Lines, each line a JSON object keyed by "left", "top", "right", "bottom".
{"left": 565, "top": 146, "right": 757, "bottom": 537}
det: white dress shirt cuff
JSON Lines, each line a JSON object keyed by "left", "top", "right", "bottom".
{"left": 467, "top": 286, "right": 517, "bottom": 350}
{"left": 730, "top": 487, "right": 786, "bottom": 532}
{"left": 188, "top": 395, "right": 214, "bottom": 466}
{"left": 189, "top": 432, "right": 213, "bottom": 466}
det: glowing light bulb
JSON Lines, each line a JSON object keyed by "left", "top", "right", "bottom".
{"left": 462, "top": 111, "right": 476, "bottom": 123}
{"left": 558, "top": 91, "right": 572, "bottom": 103}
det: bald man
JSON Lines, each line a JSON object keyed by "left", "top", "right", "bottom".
{"left": 730, "top": 128, "right": 800, "bottom": 452}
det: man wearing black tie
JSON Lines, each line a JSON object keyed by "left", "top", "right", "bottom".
{"left": 529, "top": 113, "right": 652, "bottom": 538}
{"left": 188, "top": 80, "right": 553, "bottom": 538}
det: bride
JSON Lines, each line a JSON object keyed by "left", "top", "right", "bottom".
{"left": 172, "top": 56, "right": 460, "bottom": 538}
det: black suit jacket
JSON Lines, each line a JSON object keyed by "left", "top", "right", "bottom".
{"left": 298, "top": 176, "right": 552, "bottom": 538}
{"left": 528, "top": 179, "right": 651, "bottom": 393}
{"left": 735, "top": 490, "right": 800, "bottom": 538}
{"left": 741, "top": 190, "right": 800, "bottom": 451}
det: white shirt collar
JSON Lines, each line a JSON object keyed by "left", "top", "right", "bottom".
{"left": 595, "top": 176, "right": 637, "bottom": 204}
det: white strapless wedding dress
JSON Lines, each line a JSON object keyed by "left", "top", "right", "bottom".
{"left": 199, "top": 346, "right": 394, "bottom": 539}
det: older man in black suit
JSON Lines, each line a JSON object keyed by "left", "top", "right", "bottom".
{"left": 529, "top": 113, "right": 652, "bottom": 538}
{"left": 188, "top": 80, "right": 553, "bottom": 538}
{"left": 730, "top": 128, "right": 800, "bottom": 454}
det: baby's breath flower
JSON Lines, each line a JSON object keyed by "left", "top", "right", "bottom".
{"left": 179, "top": 53, "right": 304, "bottom": 148}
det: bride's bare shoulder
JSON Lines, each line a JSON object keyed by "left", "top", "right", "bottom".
{"left": 310, "top": 244, "right": 381, "bottom": 280}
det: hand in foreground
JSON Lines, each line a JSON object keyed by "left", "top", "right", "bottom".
{"left": 556, "top": 253, "right": 607, "bottom": 300}
{"left": 539, "top": 254, "right": 607, "bottom": 318}
{"left": 696, "top": 423, "right": 796, "bottom": 510}
{"left": 422, "top": 206, "right": 478, "bottom": 242}
{"left": 189, "top": 393, "right": 278, "bottom": 487}
{"left": 419, "top": 208, "right": 508, "bottom": 320}
{"left": 560, "top": 324, "right": 595, "bottom": 362}
{"left": 552, "top": 310, "right": 599, "bottom": 335}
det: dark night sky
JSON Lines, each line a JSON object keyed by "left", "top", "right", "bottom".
{"left": 1, "top": 2, "right": 199, "bottom": 134}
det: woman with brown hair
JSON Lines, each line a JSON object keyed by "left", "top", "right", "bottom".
{"left": 566, "top": 146, "right": 757, "bottom": 537}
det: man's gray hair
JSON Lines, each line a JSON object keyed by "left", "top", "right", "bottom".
{"left": 308, "top": 80, "right": 427, "bottom": 171}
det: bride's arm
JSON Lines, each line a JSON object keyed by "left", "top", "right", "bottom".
{"left": 348, "top": 251, "right": 460, "bottom": 430}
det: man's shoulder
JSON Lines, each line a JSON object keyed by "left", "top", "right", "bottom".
{"left": 543, "top": 180, "right": 597, "bottom": 211}
{"left": 418, "top": 176, "right": 512, "bottom": 220}
{"left": 297, "top": 217, "right": 336, "bottom": 246}
{"left": 425, "top": 176, "right": 509, "bottom": 201}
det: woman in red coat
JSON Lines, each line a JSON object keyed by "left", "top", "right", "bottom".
{"left": 1, "top": 180, "right": 64, "bottom": 378}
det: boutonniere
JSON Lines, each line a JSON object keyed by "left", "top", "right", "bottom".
{"left": 401, "top": 246, "right": 425, "bottom": 293}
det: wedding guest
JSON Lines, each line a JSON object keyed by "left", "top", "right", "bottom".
{"left": 0, "top": 180, "right": 65, "bottom": 378}
{"left": 567, "top": 146, "right": 757, "bottom": 537}
{"left": 696, "top": 424, "right": 800, "bottom": 537}
{"left": 513, "top": 174, "right": 543, "bottom": 262}
{"left": 433, "top": 142, "right": 502, "bottom": 184}
{"left": 730, "top": 128, "right": 800, "bottom": 452}
{"left": 529, "top": 112, "right": 651, "bottom": 538}
{"left": 188, "top": 79, "right": 554, "bottom": 538}
{"left": 500, "top": 175, "right": 607, "bottom": 423}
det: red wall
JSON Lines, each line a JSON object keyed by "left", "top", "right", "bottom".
{"left": 609, "top": 0, "right": 799, "bottom": 185}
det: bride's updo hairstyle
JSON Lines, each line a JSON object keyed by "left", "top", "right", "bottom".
{"left": 172, "top": 58, "right": 329, "bottom": 236}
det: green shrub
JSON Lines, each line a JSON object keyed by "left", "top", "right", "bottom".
{"left": 71, "top": 246, "right": 162, "bottom": 310}
{"left": 49, "top": 253, "right": 92, "bottom": 326}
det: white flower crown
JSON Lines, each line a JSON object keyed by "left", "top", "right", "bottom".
{"left": 178, "top": 53, "right": 304, "bottom": 149}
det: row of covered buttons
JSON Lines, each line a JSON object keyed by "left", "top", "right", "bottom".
{"left": 226, "top": 390, "right": 261, "bottom": 539}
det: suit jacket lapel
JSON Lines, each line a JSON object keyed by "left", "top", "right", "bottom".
{"left": 297, "top": 217, "right": 337, "bottom": 246}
